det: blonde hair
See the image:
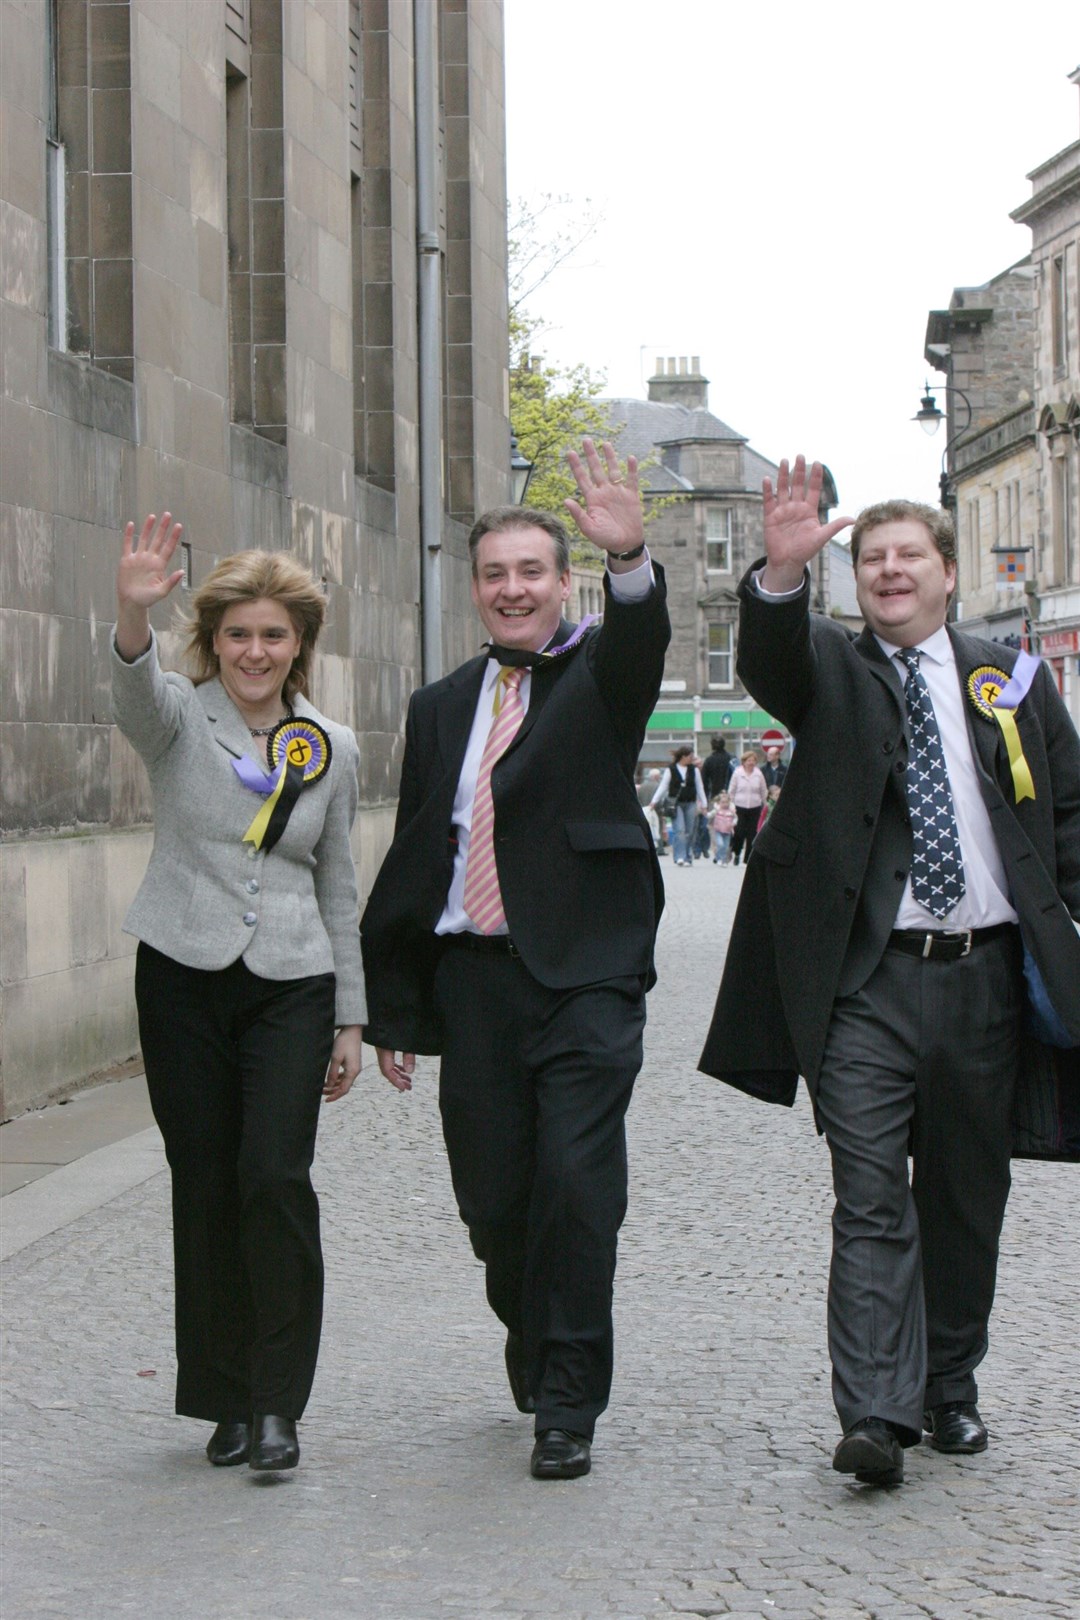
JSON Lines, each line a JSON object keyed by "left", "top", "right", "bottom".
{"left": 182, "top": 550, "right": 326, "bottom": 701}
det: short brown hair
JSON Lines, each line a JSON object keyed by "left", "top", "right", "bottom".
{"left": 181, "top": 550, "right": 326, "bottom": 701}
{"left": 850, "top": 500, "right": 956, "bottom": 569}
{"left": 468, "top": 506, "right": 571, "bottom": 575}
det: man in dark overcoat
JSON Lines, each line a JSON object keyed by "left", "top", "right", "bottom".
{"left": 701, "top": 455, "right": 1080, "bottom": 1486}
{"left": 361, "top": 441, "right": 669, "bottom": 1479}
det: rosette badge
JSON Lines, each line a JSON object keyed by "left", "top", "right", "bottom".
{"left": 238, "top": 719, "right": 333, "bottom": 852}
{"left": 966, "top": 658, "right": 1036, "bottom": 803}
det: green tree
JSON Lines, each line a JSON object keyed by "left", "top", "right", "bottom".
{"left": 508, "top": 197, "right": 612, "bottom": 560}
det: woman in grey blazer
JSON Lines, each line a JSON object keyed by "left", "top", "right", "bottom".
{"left": 112, "top": 513, "right": 365, "bottom": 1473}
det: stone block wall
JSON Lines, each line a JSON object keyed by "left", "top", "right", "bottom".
{"left": 0, "top": 0, "right": 510, "bottom": 1117}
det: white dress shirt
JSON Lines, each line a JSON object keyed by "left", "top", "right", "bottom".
{"left": 436, "top": 553, "right": 654, "bottom": 935}
{"left": 750, "top": 568, "right": 1017, "bottom": 930}
{"left": 877, "top": 626, "right": 1016, "bottom": 930}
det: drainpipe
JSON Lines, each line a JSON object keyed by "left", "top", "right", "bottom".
{"left": 415, "top": 0, "right": 443, "bottom": 681}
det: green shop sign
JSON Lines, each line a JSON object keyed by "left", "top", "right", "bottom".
{"left": 646, "top": 708, "right": 780, "bottom": 732}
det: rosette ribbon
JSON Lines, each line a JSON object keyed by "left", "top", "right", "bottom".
{"left": 967, "top": 654, "right": 1038, "bottom": 803}
{"left": 233, "top": 719, "right": 333, "bottom": 852}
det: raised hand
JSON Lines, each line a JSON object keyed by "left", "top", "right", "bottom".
{"left": 564, "top": 439, "right": 644, "bottom": 562}
{"left": 115, "top": 511, "right": 184, "bottom": 661}
{"left": 118, "top": 511, "right": 185, "bottom": 610}
{"left": 761, "top": 456, "right": 853, "bottom": 592}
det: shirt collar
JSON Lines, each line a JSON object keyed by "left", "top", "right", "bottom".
{"left": 874, "top": 622, "right": 953, "bottom": 668}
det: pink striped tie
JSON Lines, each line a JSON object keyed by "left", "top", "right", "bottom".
{"left": 463, "top": 666, "right": 525, "bottom": 934}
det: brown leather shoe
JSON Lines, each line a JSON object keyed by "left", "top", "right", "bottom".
{"left": 923, "top": 1401, "right": 988, "bottom": 1454}
{"left": 249, "top": 1414, "right": 299, "bottom": 1471}
{"left": 530, "top": 1429, "right": 591, "bottom": 1480}
{"left": 206, "top": 1421, "right": 251, "bottom": 1466}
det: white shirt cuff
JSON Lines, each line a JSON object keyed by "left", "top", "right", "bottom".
{"left": 750, "top": 565, "right": 809, "bottom": 601}
{"left": 606, "top": 551, "right": 654, "bottom": 602}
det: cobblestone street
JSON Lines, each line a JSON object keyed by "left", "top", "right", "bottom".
{"left": 2, "top": 861, "right": 1078, "bottom": 1619}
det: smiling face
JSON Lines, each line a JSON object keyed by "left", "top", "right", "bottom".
{"left": 212, "top": 597, "right": 302, "bottom": 720}
{"left": 854, "top": 519, "right": 956, "bottom": 647}
{"left": 470, "top": 526, "right": 572, "bottom": 651}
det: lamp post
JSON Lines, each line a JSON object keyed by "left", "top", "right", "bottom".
{"left": 912, "top": 380, "right": 973, "bottom": 509}
{"left": 510, "top": 432, "right": 534, "bottom": 505}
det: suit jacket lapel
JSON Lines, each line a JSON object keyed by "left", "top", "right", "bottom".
{"left": 197, "top": 678, "right": 258, "bottom": 761}
{"left": 854, "top": 627, "right": 907, "bottom": 722}
{"left": 437, "top": 655, "right": 487, "bottom": 779}
{"left": 948, "top": 628, "right": 1010, "bottom": 787}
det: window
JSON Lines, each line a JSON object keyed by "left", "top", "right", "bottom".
{"left": 707, "top": 622, "right": 733, "bottom": 688}
{"left": 705, "top": 507, "right": 731, "bottom": 572}
{"left": 1052, "top": 249, "right": 1070, "bottom": 374}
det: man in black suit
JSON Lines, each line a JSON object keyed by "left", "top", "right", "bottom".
{"left": 701, "top": 456, "right": 1080, "bottom": 1486}
{"left": 362, "top": 441, "right": 669, "bottom": 1479}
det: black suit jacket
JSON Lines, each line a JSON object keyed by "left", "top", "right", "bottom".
{"left": 699, "top": 565, "right": 1080, "bottom": 1158}
{"left": 362, "top": 568, "right": 671, "bottom": 1053}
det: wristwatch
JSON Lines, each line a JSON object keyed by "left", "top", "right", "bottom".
{"left": 611, "top": 543, "right": 646, "bottom": 562}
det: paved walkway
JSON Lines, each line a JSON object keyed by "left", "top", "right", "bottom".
{"left": 2, "top": 859, "right": 1077, "bottom": 1618}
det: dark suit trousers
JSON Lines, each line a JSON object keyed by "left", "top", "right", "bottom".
{"left": 814, "top": 932, "right": 1021, "bottom": 1443}
{"left": 434, "top": 943, "right": 645, "bottom": 1440}
{"left": 135, "top": 944, "right": 336, "bottom": 1422}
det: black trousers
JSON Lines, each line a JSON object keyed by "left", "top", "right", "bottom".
{"left": 434, "top": 943, "right": 646, "bottom": 1440}
{"left": 814, "top": 931, "right": 1021, "bottom": 1443}
{"left": 730, "top": 806, "right": 759, "bottom": 864}
{"left": 135, "top": 944, "right": 336, "bottom": 1422}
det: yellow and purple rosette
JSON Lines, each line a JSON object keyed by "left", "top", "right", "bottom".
{"left": 966, "top": 657, "right": 1036, "bottom": 803}
{"left": 238, "top": 718, "right": 333, "bottom": 851}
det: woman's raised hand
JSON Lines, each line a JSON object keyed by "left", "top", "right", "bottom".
{"left": 115, "top": 512, "right": 185, "bottom": 661}
{"left": 118, "top": 512, "right": 185, "bottom": 610}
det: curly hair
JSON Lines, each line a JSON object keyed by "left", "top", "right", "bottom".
{"left": 181, "top": 550, "right": 326, "bottom": 701}
{"left": 850, "top": 500, "right": 956, "bottom": 569}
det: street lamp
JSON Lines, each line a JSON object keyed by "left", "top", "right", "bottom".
{"left": 510, "top": 432, "right": 534, "bottom": 505}
{"left": 911, "top": 380, "right": 972, "bottom": 509}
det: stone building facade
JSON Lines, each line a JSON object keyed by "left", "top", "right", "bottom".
{"left": 923, "top": 261, "right": 1038, "bottom": 643}
{"left": 601, "top": 359, "right": 837, "bottom": 763}
{"left": 1011, "top": 65, "right": 1080, "bottom": 724}
{"left": 0, "top": 0, "right": 512, "bottom": 1116}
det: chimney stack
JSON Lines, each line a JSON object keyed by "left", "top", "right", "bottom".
{"left": 647, "top": 355, "right": 709, "bottom": 410}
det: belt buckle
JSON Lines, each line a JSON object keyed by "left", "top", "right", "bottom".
{"left": 507, "top": 938, "right": 519, "bottom": 959}
{"left": 958, "top": 929, "right": 973, "bottom": 957}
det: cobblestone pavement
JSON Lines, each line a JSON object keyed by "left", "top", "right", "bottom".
{"left": 3, "top": 859, "right": 1078, "bottom": 1619}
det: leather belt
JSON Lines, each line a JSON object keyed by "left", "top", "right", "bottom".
{"left": 886, "top": 922, "right": 1016, "bottom": 962}
{"left": 442, "top": 932, "right": 520, "bottom": 958}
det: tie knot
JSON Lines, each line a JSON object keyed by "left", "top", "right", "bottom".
{"left": 898, "top": 647, "right": 920, "bottom": 676}
{"left": 500, "top": 666, "right": 524, "bottom": 689}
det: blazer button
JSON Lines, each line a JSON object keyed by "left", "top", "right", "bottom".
{"left": 242, "top": 912, "right": 258, "bottom": 927}
{"left": 894, "top": 870, "right": 906, "bottom": 881}
{"left": 844, "top": 886, "right": 856, "bottom": 900}
{"left": 882, "top": 740, "right": 894, "bottom": 753}
{"left": 863, "top": 812, "right": 874, "bottom": 827}
{"left": 894, "top": 760, "right": 905, "bottom": 773}
{"left": 246, "top": 879, "right": 260, "bottom": 894}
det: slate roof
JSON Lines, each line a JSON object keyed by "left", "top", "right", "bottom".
{"left": 599, "top": 396, "right": 778, "bottom": 493}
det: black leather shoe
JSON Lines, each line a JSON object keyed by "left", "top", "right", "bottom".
{"left": 248, "top": 1414, "right": 300, "bottom": 1471}
{"left": 832, "top": 1418, "right": 904, "bottom": 1485}
{"left": 530, "top": 1428, "right": 591, "bottom": 1480}
{"left": 206, "top": 1421, "right": 251, "bottom": 1466}
{"left": 923, "top": 1401, "right": 988, "bottom": 1454}
{"left": 504, "top": 1332, "right": 535, "bottom": 1414}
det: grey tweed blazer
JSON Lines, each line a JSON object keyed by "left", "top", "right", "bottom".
{"left": 111, "top": 633, "right": 366, "bottom": 1025}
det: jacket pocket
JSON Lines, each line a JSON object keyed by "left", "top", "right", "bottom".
{"left": 752, "top": 822, "right": 798, "bottom": 865}
{"left": 565, "top": 820, "right": 652, "bottom": 853}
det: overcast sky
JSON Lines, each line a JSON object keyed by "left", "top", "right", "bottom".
{"left": 504, "top": 2, "right": 1078, "bottom": 520}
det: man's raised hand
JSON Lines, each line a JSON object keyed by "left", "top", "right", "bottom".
{"left": 564, "top": 439, "right": 644, "bottom": 563}
{"left": 760, "top": 456, "right": 853, "bottom": 594}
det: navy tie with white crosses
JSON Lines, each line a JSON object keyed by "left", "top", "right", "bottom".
{"left": 897, "top": 648, "right": 966, "bottom": 921}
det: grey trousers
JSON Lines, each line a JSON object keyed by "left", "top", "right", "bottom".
{"left": 815, "top": 931, "right": 1021, "bottom": 1443}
